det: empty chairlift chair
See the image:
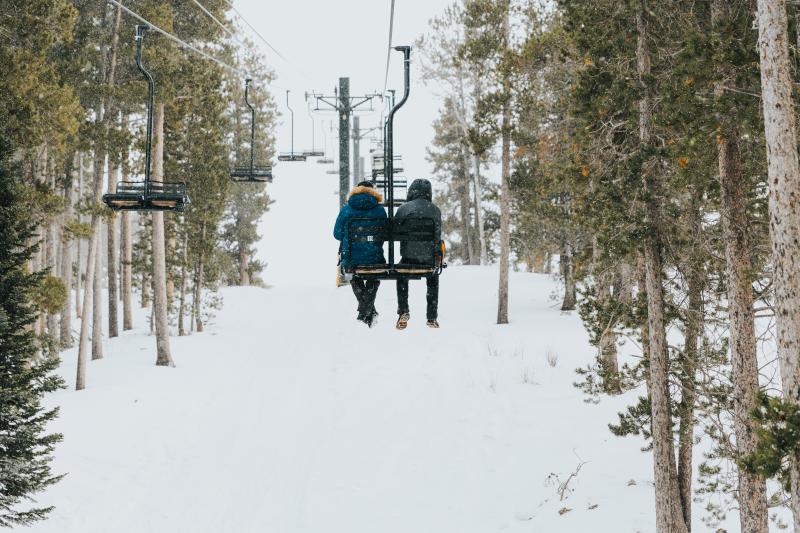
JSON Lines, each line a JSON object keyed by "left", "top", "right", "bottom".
{"left": 302, "top": 107, "right": 325, "bottom": 158}
{"left": 231, "top": 79, "right": 273, "bottom": 183}
{"left": 103, "top": 25, "right": 188, "bottom": 213}
{"left": 277, "top": 90, "right": 307, "bottom": 162}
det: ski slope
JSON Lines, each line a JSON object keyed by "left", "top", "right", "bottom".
{"left": 30, "top": 162, "right": 729, "bottom": 532}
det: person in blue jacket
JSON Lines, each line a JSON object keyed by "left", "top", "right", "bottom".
{"left": 334, "top": 181, "right": 387, "bottom": 327}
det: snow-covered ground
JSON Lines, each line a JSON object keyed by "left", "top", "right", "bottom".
{"left": 29, "top": 163, "right": 742, "bottom": 532}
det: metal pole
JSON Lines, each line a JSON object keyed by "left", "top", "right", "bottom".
{"left": 244, "top": 79, "right": 255, "bottom": 173}
{"left": 353, "top": 115, "right": 360, "bottom": 188}
{"left": 286, "top": 90, "right": 294, "bottom": 156}
{"left": 135, "top": 25, "right": 154, "bottom": 196}
{"left": 338, "top": 77, "right": 350, "bottom": 207}
{"left": 386, "top": 47, "right": 411, "bottom": 267}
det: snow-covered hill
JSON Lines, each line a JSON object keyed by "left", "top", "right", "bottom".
{"left": 30, "top": 163, "right": 722, "bottom": 533}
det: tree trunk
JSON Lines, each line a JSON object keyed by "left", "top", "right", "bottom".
{"left": 496, "top": 1, "right": 512, "bottom": 325}
{"left": 122, "top": 210, "right": 133, "bottom": 329}
{"left": 756, "top": 1, "right": 800, "bottom": 527}
{"left": 593, "top": 238, "right": 618, "bottom": 389}
{"left": 471, "top": 72, "right": 488, "bottom": 265}
{"left": 459, "top": 149, "right": 476, "bottom": 265}
{"left": 152, "top": 103, "right": 174, "bottom": 367}
{"left": 75, "top": 154, "right": 83, "bottom": 319}
{"left": 60, "top": 153, "right": 78, "bottom": 348}
{"left": 178, "top": 233, "right": 189, "bottom": 336}
{"left": 76, "top": 217, "right": 100, "bottom": 391}
{"left": 121, "top": 115, "right": 133, "bottom": 331}
{"left": 238, "top": 243, "right": 250, "bottom": 286}
{"left": 676, "top": 199, "right": 703, "bottom": 531}
{"left": 105, "top": 5, "right": 121, "bottom": 339}
{"left": 711, "top": 1, "right": 769, "bottom": 523}
{"left": 637, "top": 4, "right": 689, "bottom": 532}
{"left": 107, "top": 156, "right": 120, "bottom": 338}
{"left": 193, "top": 224, "right": 207, "bottom": 334}
{"left": 91, "top": 150, "right": 104, "bottom": 361}
{"left": 194, "top": 256, "right": 205, "bottom": 333}
{"left": 560, "top": 244, "right": 577, "bottom": 311}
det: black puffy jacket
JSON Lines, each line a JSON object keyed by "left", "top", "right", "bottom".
{"left": 395, "top": 179, "right": 442, "bottom": 264}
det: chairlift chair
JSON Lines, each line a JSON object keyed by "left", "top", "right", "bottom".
{"left": 318, "top": 157, "right": 334, "bottom": 165}
{"left": 231, "top": 79, "right": 273, "bottom": 183}
{"left": 278, "top": 90, "right": 307, "bottom": 162}
{"left": 339, "top": 46, "right": 446, "bottom": 282}
{"left": 103, "top": 25, "right": 189, "bottom": 212}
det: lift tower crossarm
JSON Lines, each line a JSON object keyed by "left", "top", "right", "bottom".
{"left": 307, "top": 82, "right": 380, "bottom": 207}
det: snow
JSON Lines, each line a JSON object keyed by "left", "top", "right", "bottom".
{"left": 29, "top": 163, "right": 725, "bottom": 532}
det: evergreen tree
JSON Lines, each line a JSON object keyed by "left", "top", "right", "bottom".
{"left": 0, "top": 137, "right": 64, "bottom": 527}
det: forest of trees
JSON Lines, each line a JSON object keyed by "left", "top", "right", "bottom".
{"left": 1, "top": 0, "right": 275, "bottom": 525}
{"left": 420, "top": 0, "right": 800, "bottom": 530}
{"left": 7, "top": 0, "right": 800, "bottom": 530}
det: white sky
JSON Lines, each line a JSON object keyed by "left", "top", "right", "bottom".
{"left": 235, "top": 0, "right": 454, "bottom": 181}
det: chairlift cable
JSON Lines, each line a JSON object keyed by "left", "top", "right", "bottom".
{"left": 189, "top": 0, "right": 236, "bottom": 39}
{"left": 221, "top": 0, "right": 316, "bottom": 84}
{"left": 382, "top": 0, "right": 397, "bottom": 96}
{"left": 105, "top": 0, "right": 285, "bottom": 89}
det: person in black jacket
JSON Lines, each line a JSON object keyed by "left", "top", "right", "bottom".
{"left": 394, "top": 179, "right": 442, "bottom": 329}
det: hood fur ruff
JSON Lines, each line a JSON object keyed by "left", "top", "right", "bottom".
{"left": 348, "top": 185, "right": 384, "bottom": 204}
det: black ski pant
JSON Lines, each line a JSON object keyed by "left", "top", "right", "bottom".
{"left": 351, "top": 279, "right": 380, "bottom": 319}
{"left": 396, "top": 274, "right": 439, "bottom": 320}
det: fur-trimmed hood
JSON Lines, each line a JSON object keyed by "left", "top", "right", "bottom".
{"left": 347, "top": 185, "right": 384, "bottom": 209}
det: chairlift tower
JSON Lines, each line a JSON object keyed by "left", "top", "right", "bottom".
{"left": 307, "top": 79, "right": 379, "bottom": 207}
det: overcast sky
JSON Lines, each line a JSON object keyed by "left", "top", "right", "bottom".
{"left": 235, "top": 0, "right": 455, "bottom": 181}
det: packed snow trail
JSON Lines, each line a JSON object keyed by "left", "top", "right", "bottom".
{"left": 32, "top": 162, "right": 717, "bottom": 532}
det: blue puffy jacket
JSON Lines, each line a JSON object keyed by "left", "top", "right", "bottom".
{"left": 334, "top": 186, "right": 387, "bottom": 269}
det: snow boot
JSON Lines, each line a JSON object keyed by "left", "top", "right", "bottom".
{"left": 396, "top": 313, "right": 410, "bottom": 330}
{"left": 426, "top": 319, "right": 440, "bottom": 329}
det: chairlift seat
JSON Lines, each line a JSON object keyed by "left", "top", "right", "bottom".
{"left": 343, "top": 217, "right": 445, "bottom": 280}
{"left": 326, "top": 169, "right": 339, "bottom": 175}
{"left": 318, "top": 158, "right": 334, "bottom": 164}
{"left": 103, "top": 181, "right": 188, "bottom": 212}
{"left": 372, "top": 167, "right": 404, "bottom": 178}
{"left": 278, "top": 152, "right": 307, "bottom": 162}
{"left": 231, "top": 166, "right": 273, "bottom": 183}
{"left": 302, "top": 150, "right": 325, "bottom": 157}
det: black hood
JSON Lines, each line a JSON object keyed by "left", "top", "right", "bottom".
{"left": 407, "top": 179, "right": 432, "bottom": 202}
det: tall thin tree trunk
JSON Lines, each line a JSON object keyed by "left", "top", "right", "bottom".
{"left": 677, "top": 199, "right": 703, "bottom": 531}
{"left": 107, "top": 156, "right": 120, "bottom": 337}
{"left": 637, "top": 4, "right": 689, "bottom": 532}
{"left": 560, "top": 243, "right": 576, "bottom": 311}
{"left": 458, "top": 154, "right": 476, "bottom": 265}
{"left": 60, "top": 153, "right": 78, "bottom": 348}
{"left": 471, "top": 73, "right": 487, "bottom": 265}
{"left": 711, "top": 1, "right": 770, "bottom": 524}
{"left": 91, "top": 155, "right": 104, "bottom": 361}
{"left": 194, "top": 256, "right": 205, "bottom": 333}
{"left": 593, "top": 237, "right": 618, "bottom": 389}
{"left": 239, "top": 243, "right": 250, "bottom": 286}
{"left": 178, "top": 232, "right": 189, "bottom": 336}
{"left": 104, "top": 5, "right": 121, "bottom": 339}
{"left": 194, "top": 224, "right": 206, "bottom": 333}
{"left": 152, "top": 103, "right": 173, "bottom": 367}
{"left": 121, "top": 115, "right": 133, "bottom": 331}
{"left": 76, "top": 218, "right": 100, "bottom": 391}
{"left": 122, "top": 209, "right": 133, "bottom": 329}
{"left": 756, "top": 1, "right": 800, "bottom": 528}
{"left": 75, "top": 154, "right": 83, "bottom": 319}
{"left": 496, "top": 0, "right": 512, "bottom": 325}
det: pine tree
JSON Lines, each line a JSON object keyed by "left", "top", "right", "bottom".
{"left": 0, "top": 137, "right": 64, "bottom": 527}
